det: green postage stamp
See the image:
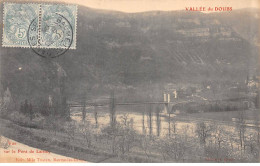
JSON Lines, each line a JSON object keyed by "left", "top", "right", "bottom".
{"left": 2, "top": 3, "right": 77, "bottom": 49}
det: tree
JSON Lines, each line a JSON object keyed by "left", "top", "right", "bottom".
{"left": 20, "top": 102, "right": 24, "bottom": 114}
{"left": 29, "top": 103, "right": 33, "bottom": 121}
{"left": 0, "top": 99, "right": 8, "bottom": 117}
{"left": 62, "top": 96, "right": 69, "bottom": 120}
{"left": 3, "top": 87, "right": 15, "bottom": 111}
{"left": 159, "top": 136, "right": 188, "bottom": 161}
{"left": 24, "top": 99, "right": 29, "bottom": 114}
{"left": 256, "top": 90, "right": 259, "bottom": 108}
{"left": 196, "top": 122, "right": 212, "bottom": 145}
{"left": 118, "top": 114, "right": 137, "bottom": 154}
{"left": 39, "top": 100, "right": 50, "bottom": 116}
{"left": 168, "top": 112, "right": 171, "bottom": 137}
{"left": 147, "top": 104, "right": 153, "bottom": 137}
{"left": 110, "top": 91, "right": 116, "bottom": 127}
{"left": 237, "top": 110, "right": 246, "bottom": 154}
{"left": 78, "top": 121, "right": 93, "bottom": 147}
{"left": 94, "top": 106, "right": 98, "bottom": 127}
{"left": 82, "top": 94, "right": 86, "bottom": 122}
{"left": 141, "top": 135, "right": 152, "bottom": 159}
{"left": 120, "top": 113, "right": 129, "bottom": 127}
{"left": 0, "top": 83, "right": 4, "bottom": 100}
{"left": 64, "top": 120, "right": 77, "bottom": 142}
{"left": 57, "top": 63, "right": 68, "bottom": 118}
{"left": 156, "top": 105, "right": 161, "bottom": 137}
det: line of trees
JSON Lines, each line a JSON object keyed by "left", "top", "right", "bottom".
{"left": 20, "top": 99, "right": 33, "bottom": 120}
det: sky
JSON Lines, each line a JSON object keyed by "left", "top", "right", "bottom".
{"left": 14, "top": 0, "right": 260, "bottom": 13}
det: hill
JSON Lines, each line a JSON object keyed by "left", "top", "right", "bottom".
{"left": 0, "top": 5, "right": 259, "bottom": 103}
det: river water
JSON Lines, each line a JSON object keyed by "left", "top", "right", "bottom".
{"left": 70, "top": 105, "right": 258, "bottom": 140}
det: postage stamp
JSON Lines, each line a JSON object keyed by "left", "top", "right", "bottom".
{"left": 2, "top": 3, "right": 77, "bottom": 49}
{"left": 2, "top": 3, "right": 38, "bottom": 47}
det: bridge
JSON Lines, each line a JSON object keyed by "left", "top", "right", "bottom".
{"left": 68, "top": 96, "right": 251, "bottom": 112}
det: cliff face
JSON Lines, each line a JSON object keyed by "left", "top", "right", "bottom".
{"left": 72, "top": 7, "right": 258, "bottom": 83}
{"left": 0, "top": 6, "right": 259, "bottom": 101}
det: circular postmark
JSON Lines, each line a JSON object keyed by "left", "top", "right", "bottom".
{"left": 27, "top": 13, "right": 73, "bottom": 58}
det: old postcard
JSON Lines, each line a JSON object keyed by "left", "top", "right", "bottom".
{"left": 0, "top": 0, "right": 259, "bottom": 163}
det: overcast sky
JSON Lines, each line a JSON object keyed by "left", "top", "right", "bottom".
{"left": 8, "top": 0, "right": 260, "bottom": 13}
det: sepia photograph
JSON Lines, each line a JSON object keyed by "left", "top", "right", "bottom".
{"left": 0, "top": 0, "right": 259, "bottom": 163}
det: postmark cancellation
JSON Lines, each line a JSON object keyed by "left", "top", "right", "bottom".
{"left": 2, "top": 2, "right": 77, "bottom": 49}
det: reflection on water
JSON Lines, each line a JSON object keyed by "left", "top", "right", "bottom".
{"left": 69, "top": 106, "right": 260, "bottom": 162}
{"left": 70, "top": 106, "right": 257, "bottom": 139}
